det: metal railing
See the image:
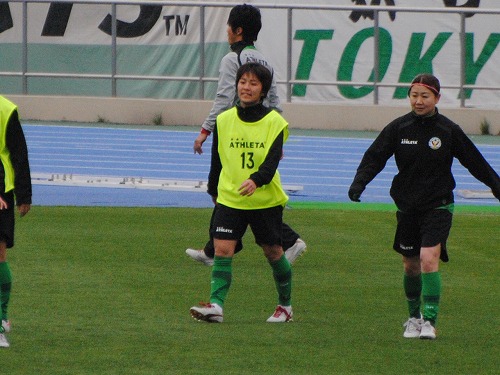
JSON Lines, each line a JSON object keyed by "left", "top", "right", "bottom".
{"left": 1, "top": 0, "right": 500, "bottom": 107}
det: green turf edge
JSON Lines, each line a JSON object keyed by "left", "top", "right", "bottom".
{"left": 287, "top": 201, "right": 500, "bottom": 214}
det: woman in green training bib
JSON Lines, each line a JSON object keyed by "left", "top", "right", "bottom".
{"left": 0, "top": 95, "right": 32, "bottom": 348}
{"left": 190, "top": 62, "right": 293, "bottom": 323}
{"left": 348, "top": 74, "right": 500, "bottom": 340}
{"left": 186, "top": 3, "right": 306, "bottom": 267}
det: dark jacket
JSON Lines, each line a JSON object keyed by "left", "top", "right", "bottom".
{"left": 0, "top": 110, "right": 32, "bottom": 205}
{"left": 350, "top": 109, "right": 500, "bottom": 212}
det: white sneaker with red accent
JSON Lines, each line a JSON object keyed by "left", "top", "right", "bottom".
{"left": 1, "top": 320, "right": 11, "bottom": 333}
{"left": 266, "top": 305, "right": 293, "bottom": 323}
{"left": 190, "top": 302, "right": 223, "bottom": 323}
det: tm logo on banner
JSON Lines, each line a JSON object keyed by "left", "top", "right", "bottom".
{"left": 0, "top": 3, "right": 188, "bottom": 37}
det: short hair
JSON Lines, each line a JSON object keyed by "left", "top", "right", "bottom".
{"left": 227, "top": 4, "right": 262, "bottom": 43}
{"left": 408, "top": 74, "right": 441, "bottom": 97}
{"left": 236, "top": 63, "right": 272, "bottom": 98}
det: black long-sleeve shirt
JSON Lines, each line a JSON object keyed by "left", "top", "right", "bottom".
{"left": 207, "top": 103, "right": 284, "bottom": 198}
{"left": 1, "top": 110, "right": 32, "bottom": 205}
{"left": 350, "top": 109, "right": 500, "bottom": 212}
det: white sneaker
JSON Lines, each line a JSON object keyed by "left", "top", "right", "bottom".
{"left": 1, "top": 320, "right": 11, "bottom": 333}
{"left": 419, "top": 321, "right": 436, "bottom": 339}
{"left": 185, "top": 248, "right": 214, "bottom": 266}
{"left": 266, "top": 305, "right": 293, "bottom": 323}
{"left": 285, "top": 239, "right": 307, "bottom": 265}
{"left": 403, "top": 317, "right": 423, "bottom": 338}
{"left": 190, "top": 303, "right": 223, "bottom": 323}
{"left": 0, "top": 333, "right": 9, "bottom": 348}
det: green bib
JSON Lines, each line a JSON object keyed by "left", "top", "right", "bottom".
{"left": 0, "top": 96, "right": 17, "bottom": 193}
{"left": 216, "top": 108, "right": 289, "bottom": 210}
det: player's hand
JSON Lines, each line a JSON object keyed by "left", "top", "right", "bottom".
{"left": 18, "top": 203, "right": 31, "bottom": 217}
{"left": 238, "top": 179, "right": 257, "bottom": 196}
{"left": 348, "top": 188, "right": 362, "bottom": 202}
{"left": 493, "top": 189, "right": 500, "bottom": 202}
{"left": 0, "top": 197, "right": 7, "bottom": 210}
{"left": 194, "top": 132, "right": 208, "bottom": 155}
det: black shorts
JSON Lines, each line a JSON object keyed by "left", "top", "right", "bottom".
{"left": 393, "top": 208, "right": 453, "bottom": 262}
{"left": 211, "top": 204, "right": 283, "bottom": 247}
{"left": 0, "top": 191, "right": 15, "bottom": 248}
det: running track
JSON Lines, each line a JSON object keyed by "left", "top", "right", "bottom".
{"left": 24, "top": 124, "right": 500, "bottom": 208}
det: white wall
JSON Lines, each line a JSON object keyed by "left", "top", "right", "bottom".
{"left": 7, "top": 94, "right": 500, "bottom": 135}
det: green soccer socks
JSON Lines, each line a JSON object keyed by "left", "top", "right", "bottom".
{"left": 404, "top": 273, "right": 422, "bottom": 319}
{"left": 0, "top": 262, "right": 12, "bottom": 322}
{"left": 269, "top": 255, "right": 292, "bottom": 306}
{"left": 422, "top": 271, "right": 441, "bottom": 325}
{"left": 209, "top": 256, "right": 233, "bottom": 307}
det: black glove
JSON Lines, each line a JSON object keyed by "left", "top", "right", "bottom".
{"left": 493, "top": 189, "right": 500, "bottom": 202}
{"left": 348, "top": 184, "right": 364, "bottom": 202}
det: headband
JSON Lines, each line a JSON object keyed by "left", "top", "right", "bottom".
{"left": 409, "top": 82, "right": 440, "bottom": 96}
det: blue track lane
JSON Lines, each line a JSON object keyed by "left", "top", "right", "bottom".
{"left": 24, "top": 124, "right": 500, "bottom": 208}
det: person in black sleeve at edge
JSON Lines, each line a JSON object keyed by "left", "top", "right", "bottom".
{"left": 186, "top": 4, "right": 306, "bottom": 267}
{"left": 348, "top": 74, "right": 500, "bottom": 340}
{"left": 0, "top": 95, "right": 32, "bottom": 348}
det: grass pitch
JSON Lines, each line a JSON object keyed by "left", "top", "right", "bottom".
{"left": 1, "top": 205, "right": 499, "bottom": 374}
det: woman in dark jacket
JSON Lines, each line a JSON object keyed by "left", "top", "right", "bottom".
{"left": 349, "top": 74, "right": 500, "bottom": 340}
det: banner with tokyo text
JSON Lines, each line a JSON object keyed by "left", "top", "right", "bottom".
{"left": 0, "top": 0, "right": 499, "bottom": 108}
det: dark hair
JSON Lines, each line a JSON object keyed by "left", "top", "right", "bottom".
{"left": 236, "top": 63, "right": 272, "bottom": 98}
{"left": 227, "top": 4, "right": 262, "bottom": 43}
{"left": 408, "top": 74, "right": 441, "bottom": 97}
